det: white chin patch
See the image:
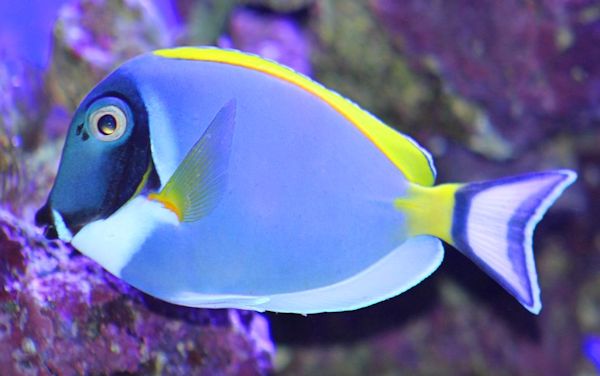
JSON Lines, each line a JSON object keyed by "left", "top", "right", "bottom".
{"left": 52, "top": 209, "right": 73, "bottom": 242}
{"left": 71, "top": 196, "right": 179, "bottom": 277}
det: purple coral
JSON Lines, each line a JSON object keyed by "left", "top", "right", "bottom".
{"left": 0, "top": 210, "right": 273, "bottom": 375}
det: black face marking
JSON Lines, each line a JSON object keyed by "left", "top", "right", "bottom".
{"left": 35, "top": 203, "right": 52, "bottom": 228}
{"left": 99, "top": 102, "right": 152, "bottom": 220}
{"left": 36, "top": 70, "right": 156, "bottom": 238}
{"left": 146, "top": 164, "right": 161, "bottom": 192}
{"left": 71, "top": 75, "right": 154, "bottom": 227}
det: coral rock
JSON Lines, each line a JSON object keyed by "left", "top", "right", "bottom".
{"left": 0, "top": 210, "right": 274, "bottom": 375}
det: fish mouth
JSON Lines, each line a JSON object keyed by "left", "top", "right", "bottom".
{"left": 35, "top": 203, "right": 60, "bottom": 240}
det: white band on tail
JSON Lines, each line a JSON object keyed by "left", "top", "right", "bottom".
{"left": 452, "top": 170, "right": 576, "bottom": 314}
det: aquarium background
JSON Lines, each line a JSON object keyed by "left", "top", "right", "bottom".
{"left": 0, "top": 0, "right": 596, "bottom": 374}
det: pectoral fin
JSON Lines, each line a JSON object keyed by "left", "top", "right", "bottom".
{"left": 149, "top": 100, "right": 236, "bottom": 222}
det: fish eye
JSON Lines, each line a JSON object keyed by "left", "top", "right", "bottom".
{"left": 89, "top": 105, "right": 127, "bottom": 141}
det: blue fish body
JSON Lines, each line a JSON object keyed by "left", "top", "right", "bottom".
{"left": 36, "top": 47, "right": 576, "bottom": 314}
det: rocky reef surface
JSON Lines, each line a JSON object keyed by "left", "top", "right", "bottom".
{"left": 0, "top": 210, "right": 274, "bottom": 375}
{"left": 1, "top": 2, "right": 276, "bottom": 374}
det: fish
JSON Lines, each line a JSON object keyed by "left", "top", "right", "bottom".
{"left": 35, "top": 47, "right": 577, "bottom": 314}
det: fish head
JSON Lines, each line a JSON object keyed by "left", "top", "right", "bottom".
{"left": 36, "top": 71, "right": 156, "bottom": 241}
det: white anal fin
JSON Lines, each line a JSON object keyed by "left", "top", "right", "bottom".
{"left": 259, "top": 236, "right": 443, "bottom": 314}
{"left": 159, "top": 237, "right": 444, "bottom": 314}
{"left": 167, "top": 292, "right": 270, "bottom": 311}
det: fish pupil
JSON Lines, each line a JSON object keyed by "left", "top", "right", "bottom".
{"left": 98, "top": 114, "right": 117, "bottom": 135}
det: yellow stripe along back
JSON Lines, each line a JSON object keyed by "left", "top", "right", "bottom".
{"left": 154, "top": 47, "right": 436, "bottom": 186}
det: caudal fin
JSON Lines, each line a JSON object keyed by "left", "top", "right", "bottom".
{"left": 396, "top": 169, "right": 576, "bottom": 314}
{"left": 451, "top": 170, "right": 576, "bottom": 313}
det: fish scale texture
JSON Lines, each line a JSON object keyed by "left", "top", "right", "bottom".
{"left": 0, "top": 209, "right": 274, "bottom": 376}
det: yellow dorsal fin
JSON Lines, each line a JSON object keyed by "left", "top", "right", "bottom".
{"left": 154, "top": 47, "right": 437, "bottom": 186}
{"left": 149, "top": 100, "right": 236, "bottom": 222}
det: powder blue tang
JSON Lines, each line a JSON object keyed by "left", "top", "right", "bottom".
{"left": 36, "top": 47, "right": 576, "bottom": 314}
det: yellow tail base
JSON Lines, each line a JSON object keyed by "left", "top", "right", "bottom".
{"left": 394, "top": 183, "right": 462, "bottom": 245}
